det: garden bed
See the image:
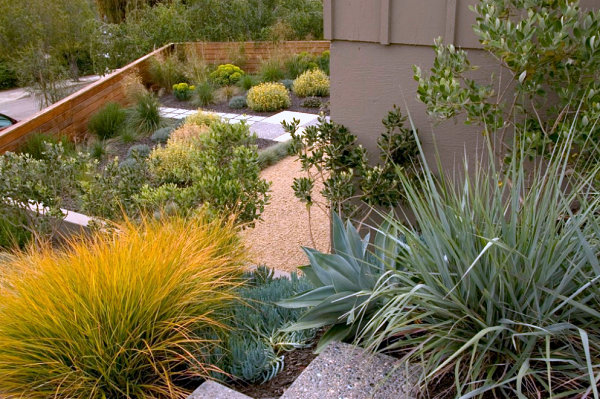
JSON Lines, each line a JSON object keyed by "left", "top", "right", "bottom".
{"left": 160, "top": 92, "right": 329, "bottom": 117}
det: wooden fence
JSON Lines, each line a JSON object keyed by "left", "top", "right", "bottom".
{"left": 0, "top": 40, "right": 329, "bottom": 153}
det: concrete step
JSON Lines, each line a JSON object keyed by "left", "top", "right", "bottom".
{"left": 188, "top": 380, "right": 252, "bottom": 399}
{"left": 280, "top": 342, "right": 419, "bottom": 399}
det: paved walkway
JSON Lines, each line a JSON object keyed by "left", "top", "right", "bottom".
{"left": 0, "top": 76, "right": 100, "bottom": 121}
{"left": 160, "top": 107, "right": 323, "bottom": 142}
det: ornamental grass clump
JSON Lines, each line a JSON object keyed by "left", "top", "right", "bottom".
{"left": 0, "top": 214, "right": 247, "bottom": 399}
{"left": 285, "top": 125, "right": 600, "bottom": 397}
{"left": 247, "top": 82, "right": 291, "bottom": 112}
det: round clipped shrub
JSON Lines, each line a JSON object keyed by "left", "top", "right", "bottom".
{"left": 209, "top": 64, "right": 245, "bottom": 86}
{"left": 292, "top": 69, "right": 330, "bottom": 97}
{"left": 126, "top": 144, "right": 151, "bottom": 159}
{"left": 151, "top": 127, "right": 173, "bottom": 144}
{"left": 0, "top": 215, "right": 247, "bottom": 399}
{"left": 228, "top": 95, "right": 247, "bottom": 110}
{"left": 247, "top": 82, "right": 291, "bottom": 112}
{"left": 279, "top": 79, "right": 294, "bottom": 91}
{"left": 172, "top": 82, "right": 195, "bottom": 101}
{"left": 88, "top": 102, "right": 127, "bottom": 140}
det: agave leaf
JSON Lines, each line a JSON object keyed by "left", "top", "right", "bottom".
{"left": 372, "top": 216, "right": 402, "bottom": 272}
{"left": 304, "top": 248, "right": 361, "bottom": 292}
{"left": 278, "top": 286, "right": 337, "bottom": 308}
{"left": 298, "top": 264, "right": 321, "bottom": 286}
{"left": 315, "top": 324, "right": 354, "bottom": 353}
{"left": 283, "top": 292, "right": 358, "bottom": 330}
{"left": 331, "top": 213, "right": 364, "bottom": 269}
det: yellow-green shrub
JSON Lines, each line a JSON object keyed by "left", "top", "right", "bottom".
{"left": 209, "top": 64, "right": 245, "bottom": 86}
{"left": 0, "top": 215, "right": 247, "bottom": 399}
{"left": 292, "top": 68, "right": 330, "bottom": 97}
{"left": 184, "top": 109, "right": 222, "bottom": 128}
{"left": 149, "top": 139, "right": 200, "bottom": 185}
{"left": 169, "top": 123, "right": 210, "bottom": 145}
{"left": 247, "top": 82, "right": 291, "bottom": 112}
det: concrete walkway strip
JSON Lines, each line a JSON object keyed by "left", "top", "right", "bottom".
{"left": 159, "top": 107, "right": 321, "bottom": 142}
{"left": 187, "top": 380, "right": 252, "bottom": 399}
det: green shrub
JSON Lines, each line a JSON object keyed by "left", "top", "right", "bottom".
{"left": 0, "top": 143, "right": 88, "bottom": 240}
{"left": 172, "top": 82, "right": 195, "bottom": 101}
{"left": 0, "top": 215, "right": 31, "bottom": 250}
{"left": 87, "top": 102, "right": 127, "bottom": 140}
{"left": 414, "top": 1, "right": 600, "bottom": 163}
{"left": 151, "top": 126, "right": 173, "bottom": 144}
{"left": 127, "top": 92, "right": 162, "bottom": 135}
{"left": 259, "top": 58, "right": 285, "bottom": 82}
{"left": 284, "top": 52, "right": 317, "bottom": 79}
{"left": 0, "top": 215, "right": 247, "bottom": 399}
{"left": 0, "top": 59, "right": 17, "bottom": 89}
{"left": 18, "top": 132, "right": 76, "bottom": 160}
{"left": 228, "top": 95, "right": 247, "bottom": 109}
{"left": 237, "top": 74, "right": 258, "bottom": 90}
{"left": 209, "top": 64, "right": 244, "bottom": 86}
{"left": 292, "top": 68, "right": 329, "bottom": 97}
{"left": 146, "top": 121, "right": 270, "bottom": 225}
{"left": 126, "top": 144, "right": 151, "bottom": 159}
{"left": 300, "top": 97, "right": 321, "bottom": 108}
{"left": 192, "top": 82, "right": 215, "bottom": 107}
{"left": 315, "top": 50, "right": 330, "bottom": 75}
{"left": 220, "top": 266, "right": 316, "bottom": 383}
{"left": 247, "top": 82, "right": 291, "bottom": 112}
{"left": 148, "top": 54, "right": 187, "bottom": 92}
{"left": 285, "top": 107, "right": 419, "bottom": 219}
{"left": 81, "top": 156, "right": 148, "bottom": 220}
{"left": 257, "top": 140, "right": 291, "bottom": 169}
{"left": 285, "top": 134, "right": 600, "bottom": 398}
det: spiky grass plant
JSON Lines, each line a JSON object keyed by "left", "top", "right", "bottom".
{"left": 355, "top": 136, "right": 600, "bottom": 397}
{"left": 127, "top": 92, "right": 162, "bottom": 135}
{"left": 285, "top": 123, "right": 600, "bottom": 397}
{"left": 0, "top": 214, "right": 248, "bottom": 399}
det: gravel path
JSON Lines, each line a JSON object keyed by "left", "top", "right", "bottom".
{"left": 242, "top": 156, "right": 330, "bottom": 272}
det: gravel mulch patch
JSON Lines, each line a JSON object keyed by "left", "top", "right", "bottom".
{"left": 241, "top": 156, "right": 330, "bottom": 272}
{"left": 161, "top": 93, "right": 330, "bottom": 117}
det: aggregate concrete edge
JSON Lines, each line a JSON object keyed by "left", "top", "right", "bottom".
{"left": 280, "top": 341, "right": 420, "bottom": 399}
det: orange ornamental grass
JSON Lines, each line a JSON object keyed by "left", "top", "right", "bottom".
{"left": 0, "top": 214, "right": 247, "bottom": 399}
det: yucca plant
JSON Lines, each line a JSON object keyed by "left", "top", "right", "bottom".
{"left": 285, "top": 124, "right": 600, "bottom": 397}
{"left": 0, "top": 214, "right": 247, "bottom": 399}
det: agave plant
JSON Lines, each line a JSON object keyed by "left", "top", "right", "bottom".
{"left": 279, "top": 212, "right": 402, "bottom": 352}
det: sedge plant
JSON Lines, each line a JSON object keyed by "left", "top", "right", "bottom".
{"left": 0, "top": 214, "right": 248, "bottom": 399}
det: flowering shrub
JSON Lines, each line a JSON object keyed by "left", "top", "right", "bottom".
{"left": 292, "top": 69, "right": 329, "bottom": 97}
{"left": 209, "top": 64, "right": 245, "bottom": 86}
{"left": 184, "top": 110, "right": 222, "bottom": 127}
{"left": 247, "top": 82, "right": 291, "bottom": 112}
{"left": 172, "top": 82, "right": 195, "bottom": 101}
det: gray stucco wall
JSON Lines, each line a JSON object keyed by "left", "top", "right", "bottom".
{"left": 326, "top": 0, "right": 600, "bottom": 170}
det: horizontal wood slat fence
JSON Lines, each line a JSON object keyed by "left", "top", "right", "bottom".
{"left": 0, "top": 41, "right": 329, "bottom": 153}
